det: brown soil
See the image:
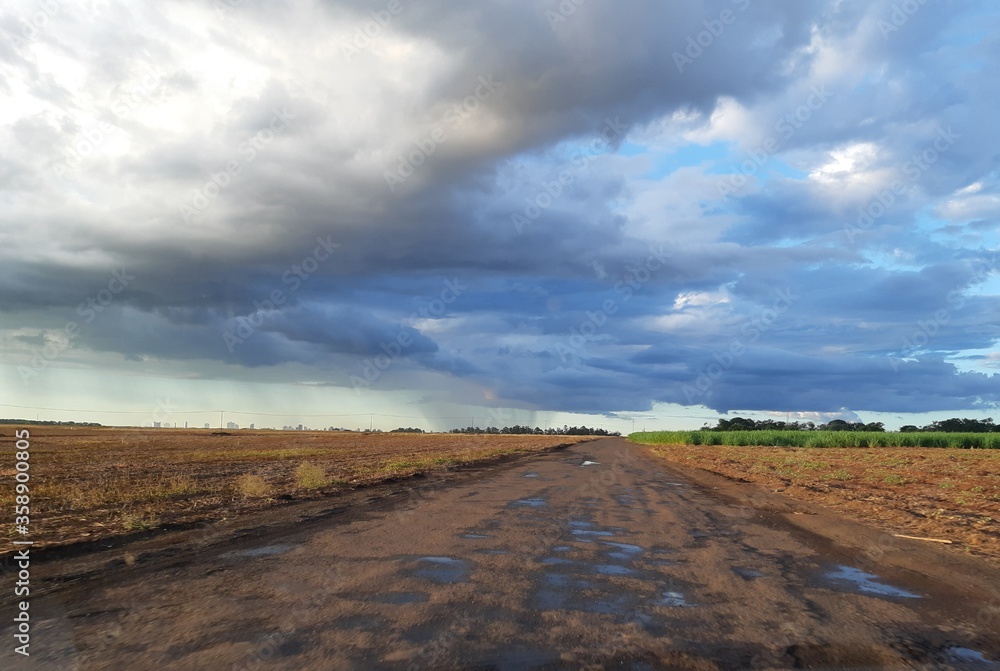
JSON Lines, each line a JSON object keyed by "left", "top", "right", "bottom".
{"left": 0, "top": 426, "right": 595, "bottom": 555}
{"left": 641, "top": 442, "right": 1000, "bottom": 563}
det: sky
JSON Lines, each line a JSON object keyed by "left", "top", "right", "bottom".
{"left": 1, "top": 0, "right": 999, "bottom": 432}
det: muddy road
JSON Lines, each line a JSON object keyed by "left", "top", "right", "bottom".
{"left": 4, "top": 438, "right": 1000, "bottom": 670}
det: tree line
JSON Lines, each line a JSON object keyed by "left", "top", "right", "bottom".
{"left": 704, "top": 417, "right": 1000, "bottom": 433}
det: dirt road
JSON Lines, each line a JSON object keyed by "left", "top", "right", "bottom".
{"left": 4, "top": 438, "right": 1000, "bottom": 669}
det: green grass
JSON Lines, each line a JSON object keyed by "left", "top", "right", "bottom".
{"left": 630, "top": 430, "right": 1000, "bottom": 449}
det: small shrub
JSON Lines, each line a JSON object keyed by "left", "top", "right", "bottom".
{"left": 119, "top": 512, "right": 158, "bottom": 531}
{"left": 883, "top": 474, "right": 907, "bottom": 485}
{"left": 168, "top": 475, "right": 198, "bottom": 495}
{"left": 295, "top": 462, "right": 329, "bottom": 489}
{"left": 236, "top": 474, "right": 272, "bottom": 498}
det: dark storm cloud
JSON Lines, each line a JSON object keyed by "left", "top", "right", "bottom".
{"left": 3, "top": 0, "right": 999, "bottom": 417}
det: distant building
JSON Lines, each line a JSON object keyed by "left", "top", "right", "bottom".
{"left": 227, "top": 421, "right": 239, "bottom": 430}
{"left": 249, "top": 423, "right": 255, "bottom": 430}
{"left": 185, "top": 421, "right": 188, "bottom": 428}
{"left": 153, "top": 421, "right": 161, "bottom": 428}
{"left": 204, "top": 423, "right": 210, "bottom": 429}
{"left": 297, "top": 424, "right": 303, "bottom": 431}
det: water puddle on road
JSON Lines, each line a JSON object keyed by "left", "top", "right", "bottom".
{"left": 535, "top": 589, "right": 567, "bottom": 610}
{"left": 541, "top": 556, "right": 575, "bottom": 565}
{"left": 219, "top": 544, "right": 296, "bottom": 559}
{"left": 583, "top": 595, "right": 630, "bottom": 614}
{"left": 510, "top": 497, "right": 547, "bottom": 508}
{"left": 594, "top": 564, "right": 635, "bottom": 576}
{"left": 544, "top": 573, "right": 591, "bottom": 589}
{"left": 522, "top": 472, "right": 541, "bottom": 478}
{"left": 601, "top": 541, "right": 644, "bottom": 562}
{"left": 581, "top": 460, "right": 600, "bottom": 466}
{"left": 657, "top": 591, "right": 696, "bottom": 607}
{"left": 946, "top": 647, "right": 999, "bottom": 668}
{"left": 460, "top": 533, "right": 490, "bottom": 539}
{"left": 474, "top": 548, "right": 509, "bottom": 556}
{"left": 571, "top": 529, "right": 615, "bottom": 538}
{"left": 823, "top": 565, "right": 921, "bottom": 599}
{"left": 372, "top": 591, "right": 429, "bottom": 605}
{"left": 412, "top": 556, "right": 471, "bottom": 584}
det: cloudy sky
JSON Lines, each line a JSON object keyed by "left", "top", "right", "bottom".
{"left": 2, "top": 0, "right": 999, "bottom": 431}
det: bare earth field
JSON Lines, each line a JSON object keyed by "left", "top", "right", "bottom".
{"left": 638, "top": 442, "right": 1000, "bottom": 564}
{"left": 0, "top": 426, "right": 593, "bottom": 554}
{"left": 4, "top": 438, "right": 1000, "bottom": 669}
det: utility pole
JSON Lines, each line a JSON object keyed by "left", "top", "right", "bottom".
{"left": 369, "top": 414, "right": 373, "bottom": 432}
{"left": 220, "top": 410, "right": 224, "bottom": 429}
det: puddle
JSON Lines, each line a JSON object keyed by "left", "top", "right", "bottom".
{"left": 571, "top": 529, "right": 614, "bottom": 537}
{"left": 372, "top": 592, "right": 428, "bottom": 605}
{"left": 594, "top": 564, "right": 635, "bottom": 576}
{"left": 602, "top": 541, "right": 643, "bottom": 554}
{"left": 510, "top": 497, "right": 547, "bottom": 508}
{"left": 219, "top": 544, "right": 296, "bottom": 559}
{"left": 583, "top": 595, "right": 629, "bottom": 614}
{"left": 535, "top": 589, "right": 566, "bottom": 610}
{"left": 648, "top": 559, "right": 678, "bottom": 567}
{"left": 474, "top": 549, "right": 509, "bottom": 555}
{"left": 553, "top": 546, "right": 571, "bottom": 552}
{"left": 732, "top": 567, "right": 764, "bottom": 581}
{"left": 824, "top": 565, "right": 921, "bottom": 599}
{"left": 460, "top": 533, "right": 490, "bottom": 539}
{"left": 657, "top": 591, "right": 696, "bottom": 607}
{"left": 484, "top": 648, "right": 562, "bottom": 671}
{"left": 544, "top": 573, "right": 591, "bottom": 589}
{"left": 569, "top": 520, "right": 593, "bottom": 529}
{"left": 581, "top": 460, "right": 600, "bottom": 466}
{"left": 541, "top": 556, "right": 575, "bottom": 565}
{"left": 413, "top": 556, "right": 471, "bottom": 584}
{"left": 522, "top": 472, "right": 540, "bottom": 478}
{"left": 947, "top": 647, "right": 998, "bottom": 667}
